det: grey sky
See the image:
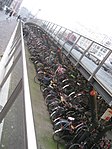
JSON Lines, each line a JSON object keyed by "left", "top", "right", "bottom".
{"left": 21, "top": 0, "right": 112, "bottom": 37}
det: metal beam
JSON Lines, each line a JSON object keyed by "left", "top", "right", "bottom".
{"left": 75, "top": 41, "right": 94, "bottom": 66}
{"left": 49, "top": 23, "right": 55, "bottom": 34}
{"left": 89, "top": 88, "right": 98, "bottom": 126}
{"left": 21, "top": 22, "right": 37, "bottom": 149}
{"left": 5, "top": 39, "right": 21, "bottom": 68}
{"left": 88, "top": 50, "right": 112, "bottom": 81}
{"left": 9, "top": 36, "right": 21, "bottom": 56}
{"left": 54, "top": 26, "right": 62, "bottom": 39}
{"left": 0, "top": 79, "right": 22, "bottom": 123}
{"left": 52, "top": 25, "right": 58, "bottom": 35}
{"left": 67, "top": 35, "right": 81, "bottom": 56}
{"left": 57, "top": 28, "right": 67, "bottom": 44}
{"left": 0, "top": 51, "right": 21, "bottom": 88}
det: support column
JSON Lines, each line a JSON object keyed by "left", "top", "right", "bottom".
{"left": 89, "top": 88, "right": 98, "bottom": 126}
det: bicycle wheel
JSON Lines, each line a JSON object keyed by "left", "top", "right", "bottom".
{"left": 34, "top": 75, "right": 40, "bottom": 84}
{"left": 57, "top": 134, "right": 73, "bottom": 149}
{"left": 57, "top": 141, "right": 65, "bottom": 149}
{"left": 42, "top": 87, "right": 51, "bottom": 98}
{"left": 53, "top": 129, "right": 64, "bottom": 142}
{"left": 29, "top": 57, "right": 34, "bottom": 63}
{"left": 40, "top": 82, "right": 47, "bottom": 92}
{"left": 53, "top": 133, "right": 60, "bottom": 142}
{"left": 68, "top": 143, "right": 82, "bottom": 149}
{"left": 34, "top": 71, "right": 45, "bottom": 83}
{"left": 45, "top": 94, "right": 57, "bottom": 105}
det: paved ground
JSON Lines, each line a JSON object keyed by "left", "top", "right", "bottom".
{"left": 25, "top": 49, "right": 57, "bottom": 149}
{"left": 0, "top": 10, "right": 27, "bottom": 149}
{"left": 0, "top": 10, "right": 17, "bottom": 54}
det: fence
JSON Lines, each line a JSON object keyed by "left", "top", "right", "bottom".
{"left": 0, "top": 21, "right": 37, "bottom": 149}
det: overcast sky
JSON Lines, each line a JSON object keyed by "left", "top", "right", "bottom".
{"left": 21, "top": 0, "right": 112, "bottom": 39}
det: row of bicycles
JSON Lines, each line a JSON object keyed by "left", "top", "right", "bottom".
{"left": 23, "top": 23, "right": 112, "bottom": 149}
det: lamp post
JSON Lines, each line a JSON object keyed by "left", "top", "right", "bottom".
{"left": 34, "top": 9, "right": 41, "bottom": 19}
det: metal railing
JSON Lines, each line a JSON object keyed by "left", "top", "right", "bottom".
{"left": 27, "top": 19, "right": 112, "bottom": 106}
{"left": 0, "top": 21, "right": 37, "bottom": 148}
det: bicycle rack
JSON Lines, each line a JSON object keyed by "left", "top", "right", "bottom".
{"left": 25, "top": 21, "right": 112, "bottom": 142}
{"left": 27, "top": 19, "right": 112, "bottom": 106}
{"left": 0, "top": 21, "right": 37, "bottom": 148}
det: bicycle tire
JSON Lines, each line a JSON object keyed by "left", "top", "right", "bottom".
{"left": 40, "top": 83, "right": 48, "bottom": 93}
{"left": 53, "top": 132, "right": 61, "bottom": 142}
{"left": 42, "top": 87, "right": 51, "bottom": 98}
{"left": 29, "top": 57, "right": 32, "bottom": 62}
{"left": 34, "top": 75, "right": 40, "bottom": 84}
{"left": 57, "top": 140, "right": 66, "bottom": 149}
{"left": 68, "top": 143, "right": 82, "bottom": 149}
{"left": 57, "top": 134, "right": 73, "bottom": 148}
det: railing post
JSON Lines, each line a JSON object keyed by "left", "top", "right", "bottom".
{"left": 88, "top": 50, "right": 112, "bottom": 81}
{"left": 49, "top": 23, "right": 55, "bottom": 34}
{"left": 21, "top": 22, "right": 37, "bottom": 149}
{"left": 89, "top": 88, "right": 98, "bottom": 126}
{"left": 0, "top": 21, "right": 38, "bottom": 148}
{"left": 75, "top": 41, "right": 94, "bottom": 66}
{"left": 0, "top": 79, "right": 22, "bottom": 123}
{"left": 51, "top": 25, "right": 58, "bottom": 35}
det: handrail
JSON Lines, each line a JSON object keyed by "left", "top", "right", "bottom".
{"left": 21, "top": 22, "right": 37, "bottom": 149}
{"left": 0, "top": 20, "right": 19, "bottom": 142}
{"left": 37, "top": 19, "right": 112, "bottom": 49}
{"left": 0, "top": 21, "right": 37, "bottom": 148}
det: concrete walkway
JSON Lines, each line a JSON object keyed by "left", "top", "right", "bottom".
{"left": 0, "top": 10, "right": 27, "bottom": 149}
{"left": 0, "top": 10, "right": 17, "bottom": 54}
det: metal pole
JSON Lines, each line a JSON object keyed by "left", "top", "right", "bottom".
{"left": 0, "top": 51, "right": 21, "bottom": 88}
{"left": 57, "top": 28, "right": 67, "bottom": 44}
{"left": 51, "top": 25, "right": 58, "bottom": 36}
{"left": 49, "top": 24, "right": 55, "bottom": 35}
{"left": 0, "top": 79, "right": 22, "bottom": 123}
{"left": 75, "top": 41, "right": 94, "bottom": 66}
{"left": 46, "top": 22, "right": 50, "bottom": 30}
{"left": 89, "top": 88, "right": 98, "bottom": 126}
{"left": 8, "top": 36, "right": 21, "bottom": 56}
{"left": 5, "top": 39, "right": 21, "bottom": 67}
{"left": 47, "top": 22, "right": 52, "bottom": 30}
{"left": 34, "top": 9, "right": 41, "bottom": 19}
{"left": 67, "top": 35, "right": 81, "bottom": 56}
{"left": 88, "top": 50, "right": 112, "bottom": 81}
{"left": 54, "top": 26, "right": 62, "bottom": 41}
{"left": 44, "top": 21, "right": 48, "bottom": 29}
{"left": 21, "top": 22, "right": 37, "bottom": 149}
{"left": 60, "top": 31, "right": 75, "bottom": 50}
{"left": 54, "top": 27, "right": 62, "bottom": 38}
{"left": 48, "top": 23, "right": 53, "bottom": 31}
{"left": 46, "top": 21, "right": 49, "bottom": 27}
{"left": 41, "top": 20, "right": 46, "bottom": 28}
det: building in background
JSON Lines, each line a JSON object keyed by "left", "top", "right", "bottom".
{"left": 1, "top": 0, "right": 13, "bottom": 8}
{"left": 18, "top": 7, "right": 29, "bottom": 18}
{"left": 0, "top": 0, "right": 23, "bottom": 13}
{"left": 18, "top": 7, "right": 34, "bottom": 21}
{"left": 11, "top": 0, "right": 23, "bottom": 13}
